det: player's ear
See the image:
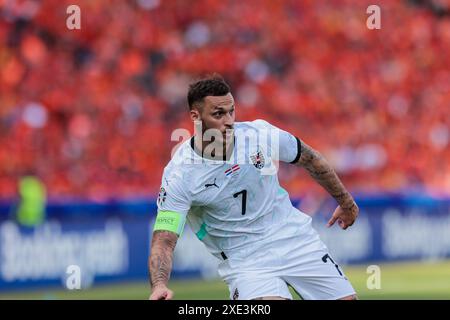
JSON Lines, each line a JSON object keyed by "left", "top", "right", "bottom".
{"left": 190, "top": 109, "right": 200, "bottom": 122}
{"left": 190, "top": 104, "right": 203, "bottom": 122}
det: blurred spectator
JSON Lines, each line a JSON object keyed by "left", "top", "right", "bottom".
{"left": 16, "top": 175, "right": 46, "bottom": 227}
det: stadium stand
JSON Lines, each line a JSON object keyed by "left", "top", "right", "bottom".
{"left": 0, "top": 0, "right": 448, "bottom": 201}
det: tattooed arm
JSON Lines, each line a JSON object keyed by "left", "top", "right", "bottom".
{"left": 148, "top": 230, "right": 178, "bottom": 300}
{"left": 294, "top": 140, "right": 359, "bottom": 229}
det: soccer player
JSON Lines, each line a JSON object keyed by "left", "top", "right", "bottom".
{"left": 149, "top": 75, "right": 359, "bottom": 300}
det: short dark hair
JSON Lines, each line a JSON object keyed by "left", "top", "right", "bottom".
{"left": 187, "top": 74, "right": 231, "bottom": 110}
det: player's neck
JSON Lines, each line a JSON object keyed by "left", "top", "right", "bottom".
{"left": 191, "top": 135, "right": 235, "bottom": 161}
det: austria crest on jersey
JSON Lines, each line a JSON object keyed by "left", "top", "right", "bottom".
{"left": 250, "top": 150, "right": 265, "bottom": 169}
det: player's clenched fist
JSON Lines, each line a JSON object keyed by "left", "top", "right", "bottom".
{"left": 149, "top": 285, "right": 174, "bottom": 300}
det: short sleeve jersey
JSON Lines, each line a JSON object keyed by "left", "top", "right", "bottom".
{"left": 157, "top": 120, "right": 301, "bottom": 259}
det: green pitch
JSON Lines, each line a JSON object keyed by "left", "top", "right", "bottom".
{"left": 1, "top": 260, "right": 450, "bottom": 300}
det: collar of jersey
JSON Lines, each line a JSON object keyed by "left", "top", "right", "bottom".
{"left": 189, "top": 136, "right": 236, "bottom": 164}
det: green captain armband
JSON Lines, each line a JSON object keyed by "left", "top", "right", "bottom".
{"left": 153, "top": 210, "right": 186, "bottom": 236}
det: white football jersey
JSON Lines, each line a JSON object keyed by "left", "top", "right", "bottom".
{"left": 156, "top": 119, "right": 304, "bottom": 260}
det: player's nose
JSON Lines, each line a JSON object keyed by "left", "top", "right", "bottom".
{"left": 224, "top": 113, "right": 234, "bottom": 127}
{"left": 224, "top": 123, "right": 233, "bottom": 132}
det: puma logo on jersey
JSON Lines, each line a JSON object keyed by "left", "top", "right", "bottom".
{"left": 205, "top": 178, "right": 219, "bottom": 189}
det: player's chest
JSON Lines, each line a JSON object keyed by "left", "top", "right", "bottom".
{"left": 191, "top": 150, "right": 274, "bottom": 208}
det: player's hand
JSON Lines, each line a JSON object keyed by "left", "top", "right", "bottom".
{"left": 149, "top": 285, "right": 174, "bottom": 300}
{"left": 327, "top": 202, "right": 359, "bottom": 230}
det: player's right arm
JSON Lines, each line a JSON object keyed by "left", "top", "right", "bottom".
{"left": 148, "top": 168, "right": 191, "bottom": 300}
{"left": 149, "top": 230, "right": 178, "bottom": 300}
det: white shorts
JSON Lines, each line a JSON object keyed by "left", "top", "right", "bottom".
{"left": 218, "top": 209, "right": 356, "bottom": 300}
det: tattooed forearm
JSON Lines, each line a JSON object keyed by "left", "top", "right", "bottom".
{"left": 149, "top": 230, "right": 178, "bottom": 288}
{"left": 295, "top": 140, "right": 355, "bottom": 209}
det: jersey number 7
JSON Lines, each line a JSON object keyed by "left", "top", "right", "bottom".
{"left": 233, "top": 190, "right": 247, "bottom": 215}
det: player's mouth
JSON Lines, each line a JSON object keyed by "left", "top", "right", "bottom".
{"left": 223, "top": 130, "right": 234, "bottom": 139}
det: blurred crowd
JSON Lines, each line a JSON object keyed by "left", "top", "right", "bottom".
{"left": 0, "top": 0, "right": 449, "bottom": 201}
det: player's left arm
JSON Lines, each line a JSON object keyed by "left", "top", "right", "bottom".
{"left": 293, "top": 139, "right": 359, "bottom": 230}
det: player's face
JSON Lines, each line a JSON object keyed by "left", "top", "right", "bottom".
{"left": 196, "top": 93, "right": 235, "bottom": 144}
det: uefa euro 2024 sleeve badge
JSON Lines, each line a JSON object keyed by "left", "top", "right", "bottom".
{"left": 157, "top": 187, "right": 167, "bottom": 206}
{"left": 250, "top": 150, "right": 265, "bottom": 169}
